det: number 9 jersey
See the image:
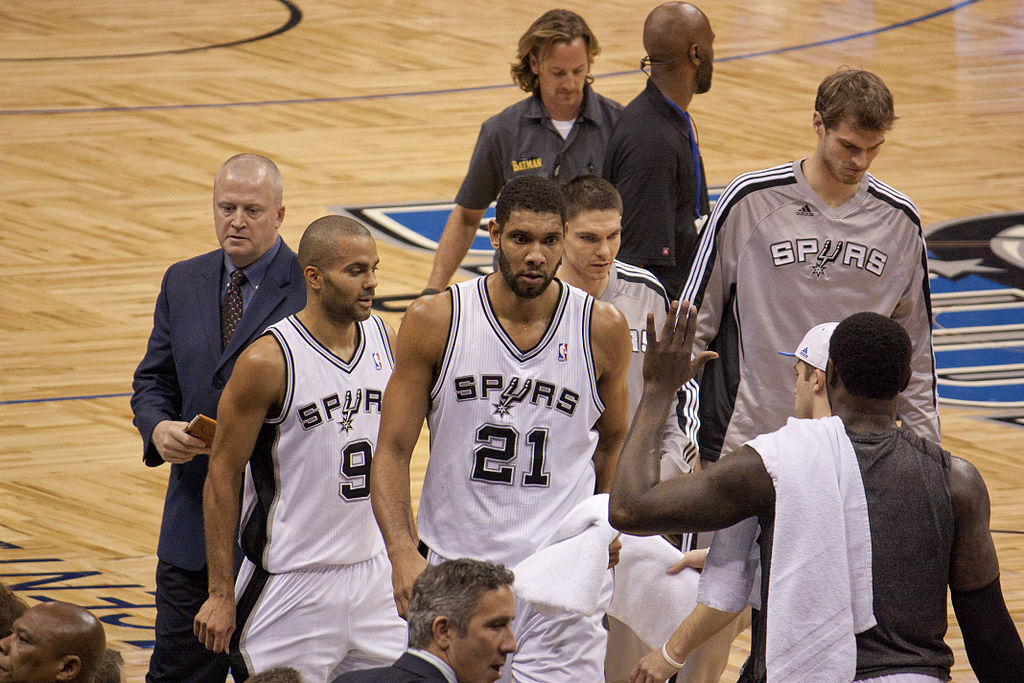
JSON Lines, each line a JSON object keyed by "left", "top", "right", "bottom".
{"left": 239, "top": 314, "right": 394, "bottom": 573}
{"left": 419, "top": 277, "right": 605, "bottom": 568}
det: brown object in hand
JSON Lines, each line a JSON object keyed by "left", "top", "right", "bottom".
{"left": 184, "top": 414, "right": 217, "bottom": 445}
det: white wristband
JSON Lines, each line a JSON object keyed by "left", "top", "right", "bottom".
{"left": 661, "top": 642, "right": 684, "bottom": 670}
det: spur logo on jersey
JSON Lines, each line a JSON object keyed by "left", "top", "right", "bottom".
{"left": 298, "top": 388, "right": 384, "bottom": 431}
{"left": 453, "top": 374, "right": 580, "bottom": 417}
{"left": 769, "top": 237, "right": 888, "bottom": 277}
{"left": 811, "top": 239, "right": 843, "bottom": 278}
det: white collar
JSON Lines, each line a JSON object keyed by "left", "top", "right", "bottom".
{"left": 408, "top": 648, "right": 458, "bottom": 683}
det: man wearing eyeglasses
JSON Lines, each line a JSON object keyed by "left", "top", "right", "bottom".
{"left": 603, "top": 2, "right": 715, "bottom": 300}
{"left": 422, "top": 9, "right": 622, "bottom": 295}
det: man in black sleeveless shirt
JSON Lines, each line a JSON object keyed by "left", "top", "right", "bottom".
{"left": 609, "top": 306, "right": 1023, "bottom": 681}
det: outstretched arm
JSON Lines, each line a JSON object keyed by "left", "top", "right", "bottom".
{"left": 609, "top": 302, "right": 773, "bottom": 535}
{"left": 948, "top": 456, "right": 1024, "bottom": 680}
{"left": 371, "top": 294, "right": 449, "bottom": 617}
{"left": 194, "top": 336, "right": 285, "bottom": 653}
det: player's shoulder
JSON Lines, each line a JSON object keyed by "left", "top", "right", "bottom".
{"left": 236, "top": 331, "right": 288, "bottom": 376}
{"left": 609, "top": 261, "right": 670, "bottom": 301}
{"left": 398, "top": 288, "right": 455, "bottom": 358}
{"left": 864, "top": 173, "right": 921, "bottom": 222}
{"left": 948, "top": 454, "right": 992, "bottom": 521}
{"left": 724, "top": 162, "right": 797, "bottom": 196}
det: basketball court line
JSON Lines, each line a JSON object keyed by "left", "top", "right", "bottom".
{"left": 0, "top": 0, "right": 982, "bottom": 116}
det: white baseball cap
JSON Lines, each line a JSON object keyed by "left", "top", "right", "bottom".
{"left": 778, "top": 322, "right": 839, "bottom": 371}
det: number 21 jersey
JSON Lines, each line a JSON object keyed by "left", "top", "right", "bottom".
{"left": 419, "top": 277, "right": 605, "bottom": 568}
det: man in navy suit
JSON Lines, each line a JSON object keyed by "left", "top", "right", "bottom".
{"left": 335, "top": 559, "right": 516, "bottom": 683}
{"left": 132, "top": 153, "right": 306, "bottom": 682}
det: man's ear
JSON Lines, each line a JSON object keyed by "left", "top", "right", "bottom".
{"left": 813, "top": 368, "right": 828, "bottom": 393}
{"left": 812, "top": 111, "right": 825, "bottom": 136}
{"left": 55, "top": 654, "right": 81, "bottom": 681}
{"left": 689, "top": 43, "right": 701, "bottom": 66}
{"left": 303, "top": 264, "right": 322, "bottom": 289}
{"left": 432, "top": 615, "right": 453, "bottom": 650}
{"left": 488, "top": 219, "right": 501, "bottom": 250}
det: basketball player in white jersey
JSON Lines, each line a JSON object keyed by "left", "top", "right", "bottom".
{"left": 194, "top": 216, "right": 406, "bottom": 682}
{"left": 371, "top": 175, "right": 632, "bottom": 682}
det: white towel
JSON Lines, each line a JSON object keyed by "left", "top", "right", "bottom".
{"left": 511, "top": 493, "right": 618, "bottom": 616}
{"left": 749, "top": 416, "right": 875, "bottom": 683}
{"left": 607, "top": 533, "right": 700, "bottom": 649}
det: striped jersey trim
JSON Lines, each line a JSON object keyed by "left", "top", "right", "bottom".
{"left": 478, "top": 276, "right": 569, "bottom": 362}
{"left": 284, "top": 315, "right": 366, "bottom": 373}
{"left": 581, "top": 296, "right": 605, "bottom": 414}
{"left": 613, "top": 260, "right": 671, "bottom": 312}
{"left": 680, "top": 163, "right": 795, "bottom": 308}
{"left": 263, "top": 327, "right": 294, "bottom": 424}
{"left": 368, "top": 315, "right": 395, "bottom": 367}
{"left": 430, "top": 287, "right": 460, "bottom": 401}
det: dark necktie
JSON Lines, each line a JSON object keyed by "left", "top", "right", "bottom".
{"left": 221, "top": 269, "right": 246, "bottom": 348}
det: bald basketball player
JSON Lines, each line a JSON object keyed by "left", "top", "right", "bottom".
{"left": 195, "top": 216, "right": 406, "bottom": 681}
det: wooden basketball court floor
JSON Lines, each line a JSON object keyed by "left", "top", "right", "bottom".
{"left": 1, "top": 0, "right": 1022, "bottom": 679}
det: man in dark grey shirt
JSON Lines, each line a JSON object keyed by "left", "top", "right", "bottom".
{"left": 610, "top": 308, "right": 1023, "bottom": 682}
{"left": 423, "top": 9, "right": 621, "bottom": 294}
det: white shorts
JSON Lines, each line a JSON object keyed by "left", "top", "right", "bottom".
{"left": 429, "top": 550, "right": 612, "bottom": 683}
{"left": 233, "top": 552, "right": 407, "bottom": 682}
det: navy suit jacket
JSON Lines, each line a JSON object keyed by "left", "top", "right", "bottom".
{"left": 332, "top": 652, "right": 450, "bottom": 682}
{"left": 131, "top": 240, "right": 305, "bottom": 570}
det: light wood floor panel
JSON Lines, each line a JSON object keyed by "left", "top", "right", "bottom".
{"left": 2, "top": 0, "right": 1022, "bottom": 680}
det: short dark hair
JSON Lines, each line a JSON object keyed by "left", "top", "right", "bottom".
{"left": 94, "top": 648, "right": 125, "bottom": 683}
{"left": 829, "top": 312, "right": 911, "bottom": 400}
{"left": 297, "top": 215, "right": 372, "bottom": 269}
{"left": 561, "top": 175, "right": 622, "bottom": 220}
{"left": 407, "top": 559, "right": 514, "bottom": 649}
{"left": 512, "top": 9, "right": 600, "bottom": 93}
{"left": 246, "top": 666, "right": 306, "bottom": 683}
{"left": 0, "top": 582, "right": 28, "bottom": 638}
{"left": 495, "top": 175, "right": 566, "bottom": 228}
{"left": 815, "top": 67, "right": 896, "bottom": 131}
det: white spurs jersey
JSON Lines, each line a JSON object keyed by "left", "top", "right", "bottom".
{"left": 418, "top": 277, "right": 605, "bottom": 568}
{"left": 239, "top": 314, "right": 393, "bottom": 573}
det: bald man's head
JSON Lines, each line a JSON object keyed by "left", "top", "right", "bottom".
{"left": 643, "top": 3, "right": 714, "bottom": 96}
{"left": 215, "top": 154, "right": 283, "bottom": 206}
{"left": 297, "top": 215, "right": 373, "bottom": 271}
{"left": 0, "top": 602, "right": 106, "bottom": 682}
